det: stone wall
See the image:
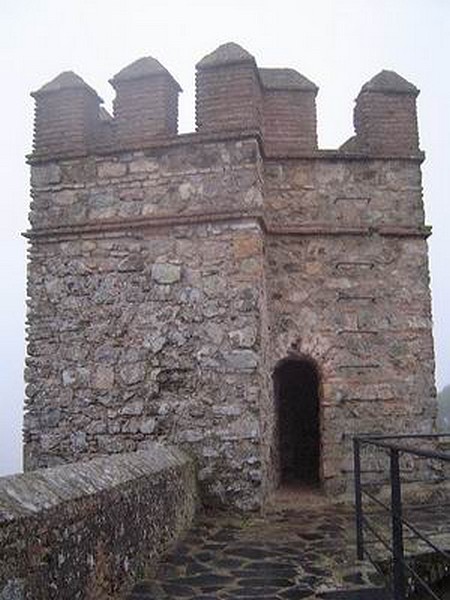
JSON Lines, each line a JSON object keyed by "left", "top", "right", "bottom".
{"left": 25, "top": 138, "right": 270, "bottom": 510}
{"left": 24, "top": 42, "right": 437, "bottom": 509}
{"left": 0, "top": 446, "right": 197, "bottom": 600}
{"left": 264, "top": 157, "right": 435, "bottom": 489}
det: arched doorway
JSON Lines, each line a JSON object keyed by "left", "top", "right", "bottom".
{"left": 273, "top": 356, "right": 321, "bottom": 485}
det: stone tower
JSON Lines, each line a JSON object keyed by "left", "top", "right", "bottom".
{"left": 24, "top": 43, "right": 436, "bottom": 510}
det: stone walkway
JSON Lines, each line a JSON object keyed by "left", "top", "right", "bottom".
{"left": 126, "top": 488, "right": 385, "bottom": 599}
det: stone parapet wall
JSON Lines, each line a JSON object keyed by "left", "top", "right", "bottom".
{"left": 28, "top": 137, "right": 263, "bottom": 230}
{"left": 263, "top": 158, "right": 425, "bottom": 228}
{"left": 0, "top": 446, "right": 197, "bottom": 599}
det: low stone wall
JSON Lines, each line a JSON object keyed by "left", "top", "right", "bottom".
{"left": 0, "top": 445, "right": 197, "bottom": 599}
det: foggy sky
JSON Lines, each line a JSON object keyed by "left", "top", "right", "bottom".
{"left": 1, "top": 0, "right": 449, "bottom": 475}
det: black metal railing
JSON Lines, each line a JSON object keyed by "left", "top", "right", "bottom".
{"left": 353, "top": 433, "right": 450, "bottom": 600}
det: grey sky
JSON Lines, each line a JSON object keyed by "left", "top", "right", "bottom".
{"left": 1, "top": 0, "right": 449, "bottom": 476}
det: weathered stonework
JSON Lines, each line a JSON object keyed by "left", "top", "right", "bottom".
{"left": 0, "top": 446, "right": 197, "bottom": 599}
{"left": 24, "top": 43, "right": 436, "bottom": 510}
{"left": 264, "top": 159, "right": 435, "bottom": 487}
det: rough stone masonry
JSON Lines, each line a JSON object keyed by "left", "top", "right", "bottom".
{"left": 24, "top": 42, "right": 436, "bottom": 510}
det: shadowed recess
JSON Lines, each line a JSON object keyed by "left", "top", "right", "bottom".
{"left": 274, "top": 358, "right": 321, "bottom": 485}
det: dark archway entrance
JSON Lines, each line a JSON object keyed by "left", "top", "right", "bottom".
{"left": 274, "top": 357, "right": 321, "bottom": 485}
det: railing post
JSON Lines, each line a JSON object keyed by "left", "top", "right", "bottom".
{"left": 390, "top": 448, "right": 406, "bottom": 600}
{"left": 353, "top": 437, "right": 364, "bottom": 560}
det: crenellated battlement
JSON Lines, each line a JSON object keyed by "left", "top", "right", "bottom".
{"left": 30, "top": 42, "right": 422, "bottom": 161}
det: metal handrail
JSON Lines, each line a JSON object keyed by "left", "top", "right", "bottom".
{"left": 353, "top": 433, "right": 450, "bottom": 600}
{"left": 361, "top": 488, "right": 450, "bottom": 561}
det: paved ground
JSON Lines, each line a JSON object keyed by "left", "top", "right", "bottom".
{"left": 126, "top": 488, "right": 384, "bottom": 599}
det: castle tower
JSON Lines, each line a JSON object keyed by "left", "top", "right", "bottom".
{"left": 24, "top": 45, "right": 436, "bottom": 510}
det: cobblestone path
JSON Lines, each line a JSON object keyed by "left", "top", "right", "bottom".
{"left": 126, "top": 489, "right": 383, "bottom": 599}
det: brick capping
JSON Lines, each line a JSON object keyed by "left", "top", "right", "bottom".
{"left": 264, "top": 149, "right": 425, "bottom": 162}
{"left": 268, "top": 224, "right": 431, "bottom": 238}
{"left": 23, "top": 212, "right": 432, "bottom": 241}
{"left": 23, "top": 210, "right": 264, "bottom": 240}
{"left": 379, "top": 225, "right": 432, "bottom": 237}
